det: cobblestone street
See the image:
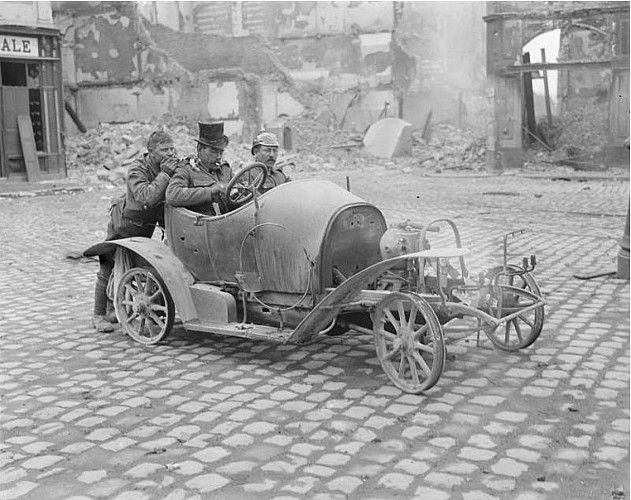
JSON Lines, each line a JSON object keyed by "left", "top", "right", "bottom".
{"left": 0, "top": 169, "right": 629, "bottom": 500}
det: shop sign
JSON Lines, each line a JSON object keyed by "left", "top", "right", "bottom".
{"left": 0, "top": 35, "right": 39, "bottom": 58}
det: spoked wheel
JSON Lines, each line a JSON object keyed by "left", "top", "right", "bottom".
{"left": 484, "top": 266, "right": 544, "bottom": 351}
{"left": 373, "top": 292, "right": 445, "bottom": 394}
{"left": 115, "top": 267, "right": 174, "bottom": 345}
{"left": 226, "top": 162, "right": 267, "bottom": 210}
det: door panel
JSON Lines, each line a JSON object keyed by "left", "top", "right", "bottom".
{"left": 2, "top": 87, "right": 30, "bottom": 177}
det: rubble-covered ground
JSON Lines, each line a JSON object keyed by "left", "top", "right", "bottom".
{"left": 64, "top": 114, "right": 623, "bottom": 188}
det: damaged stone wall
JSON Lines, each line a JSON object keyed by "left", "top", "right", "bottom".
{"left": 56, "top": 1, "right": 401, "bottom": 138}
{"left": 56, "top": 1, "right": 491, "bottom": 145}
{"left": 55, "top": 2, "right": 282, "bottom": 140}
{"left": 557, "top": 16, "right": 617, "bottom": 155}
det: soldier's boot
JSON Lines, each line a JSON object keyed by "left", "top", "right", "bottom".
{"left": 105, "top": 301, "right": 118, "bottom": 324}
{"left": 93, "top": 314, "right": 116, "bottom": 333}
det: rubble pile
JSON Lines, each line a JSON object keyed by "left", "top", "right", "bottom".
{"left": 285, "top": 116, "right": 361, "bottom": 156}
{"left": 555, "top": 101, "right": 609, "bottom": 157}
{"left": 63, "top": 115, "right": 490, "bottom": 187}
{"left": 65, "top": 120, "right": 198, "bottom": 186}
{"left": 410, "top": 124, "right": 487, "bottom": 172}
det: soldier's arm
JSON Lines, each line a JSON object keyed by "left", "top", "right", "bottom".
{"left": 166, "top": 168, "right": 219, "bottom": 207}
{"left": 127, "top": 162, "right": 171, "bottom": 207}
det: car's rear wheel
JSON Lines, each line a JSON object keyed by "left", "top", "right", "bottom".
{"left": 373, "top": 292, "right": 445, "bottom": 394}
{"left": 483, "top": 266, "right": 544, "bottom": 351}
{"left": 115, "top": 267, "right": 174, "bottom": 345}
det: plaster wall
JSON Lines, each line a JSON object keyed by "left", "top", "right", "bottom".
{"left": 0, "top": 1, "right": 54, "bottom": 28}
{"left": 75, "top": 86, "right": 175, "bottom": 125}
{"left": 208, "top": 81, "right": 239, "bottom": 119}
{"left": 193, "top": 1, "right": 394, "bottom": 39}
{"left": 276, "top": 1, "right": 394, "bottom": 38}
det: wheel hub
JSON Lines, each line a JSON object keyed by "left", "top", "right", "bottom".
{"left": 133, "top": 294, "right": 150, "bottom": 316}
{"left": 400, "top": 328, "right": 414, "bottom": 354}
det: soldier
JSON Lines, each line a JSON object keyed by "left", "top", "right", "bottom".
{"left": 166, "top": 122, "right": 233, "bottom": 216}
{"left": 92, "top": 130, "right": 179, "bottom": 332}
{"left": 250, "top": 130, "right": 291, "bottom": 193}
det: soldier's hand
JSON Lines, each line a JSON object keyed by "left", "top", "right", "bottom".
{"left": 210, "top": 182, "right": 227, "bottom": 195}
{"left": 161, "top": 157, "right": 180, "bottom": 176}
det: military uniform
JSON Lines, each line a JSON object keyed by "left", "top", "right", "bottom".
{"left": 93, "top": 152, "right": 172, "bottom": 328}
{"left": 247, "top": 166, "right": 291, "bottom": 194}
{"left": 108, "top": 153, "right": 171, "bottom": 238}
{"left": 166, "top": 157, "right": 233, "bottom": 216}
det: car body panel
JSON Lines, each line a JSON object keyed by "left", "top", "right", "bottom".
{"left": 166, "top": 179, "right": 387, "bottom": 295}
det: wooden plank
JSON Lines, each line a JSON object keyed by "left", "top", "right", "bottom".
{"left": 17, "top": 115, "right": 41, "bottom": 182}
{"left": 522, "top": 52, "right": 537, "bottom": 144}
{"left": 540, "top": 49, "right": 553, "bottom": 128}
{"left": 502, "top": 58, "right": 629, "bottom": 75}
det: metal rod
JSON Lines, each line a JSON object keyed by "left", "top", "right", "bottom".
{"left": 347, "top": 323, "right": 372, "bottom": 335}
{"left": 494, "top": 300, "right": 545, "bottom": 324}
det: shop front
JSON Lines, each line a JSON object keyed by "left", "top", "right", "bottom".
{"left": 0, "top": 26, "right": 65, "bottom": 179}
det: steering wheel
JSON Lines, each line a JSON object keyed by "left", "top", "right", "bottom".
{"left": 226, "top": 162, "right": 267, "bottom": 210}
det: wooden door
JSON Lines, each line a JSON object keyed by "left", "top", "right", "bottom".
{"left": 1, "top": 86, "right": 29, "bottom": 177}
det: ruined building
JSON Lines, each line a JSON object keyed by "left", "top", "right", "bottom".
{"left": 485, "top": 1, "right": 629, "bottom": 168}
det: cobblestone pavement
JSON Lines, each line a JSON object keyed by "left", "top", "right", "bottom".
{"left": 0, "top": 169, "right": 629, "bottom": 500}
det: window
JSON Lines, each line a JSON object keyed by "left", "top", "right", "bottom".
{"left": 1, "top": 61, "right": 26, "bottom": 86}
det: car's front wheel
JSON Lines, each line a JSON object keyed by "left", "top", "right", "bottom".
{"left": 373, "top": 292, "right": 445, "bottom": 394}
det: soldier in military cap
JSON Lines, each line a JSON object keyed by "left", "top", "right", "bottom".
{"left": 250, "top": 130, "right": 291, "bottom": 193}
{"left": 166, "top": 122, "right": 233, "bottom": 216}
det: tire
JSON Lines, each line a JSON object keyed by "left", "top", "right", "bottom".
{"left": 115, "top": 267, "right": 175, "bottom": 345}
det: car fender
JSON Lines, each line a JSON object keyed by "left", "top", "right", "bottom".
{"left": 83, "top": 237, "right": 198, "bottom": 322}
{"left": 289, "top": 251, "right": 430, "bottom": 344}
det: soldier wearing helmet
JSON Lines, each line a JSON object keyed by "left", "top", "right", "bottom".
{"left": 250, "top": 130, "right": 291, "bottom": 193}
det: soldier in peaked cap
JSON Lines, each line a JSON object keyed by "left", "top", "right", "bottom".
{"left": 249, "top": 130, "right": 291, "bottom": 193}
{"left": 166, "top": 122, "right": 233, "bottom": 216}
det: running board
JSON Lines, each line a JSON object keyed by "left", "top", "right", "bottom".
{"left": 182, "top": 320, "right": 291, "bottom": 343}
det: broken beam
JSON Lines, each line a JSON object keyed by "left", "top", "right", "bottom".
{"left": 501, "top": 59, "right": 629, "bottom": 75}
